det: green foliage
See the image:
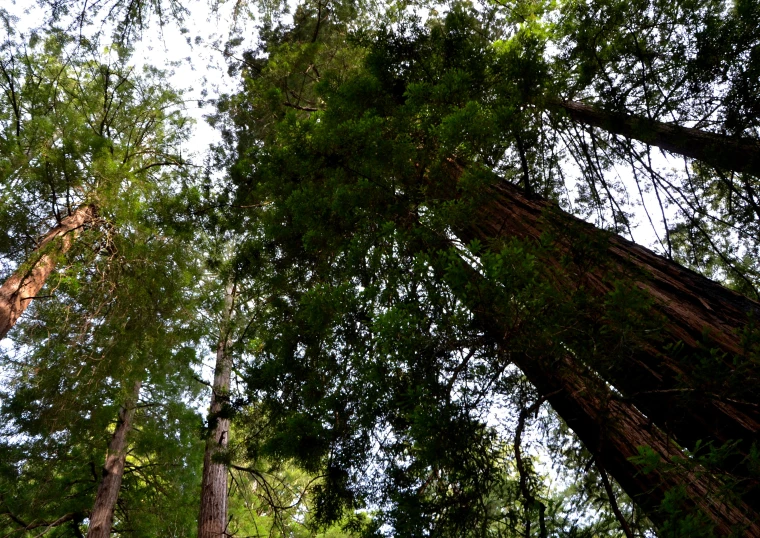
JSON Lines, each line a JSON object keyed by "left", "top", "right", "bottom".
{"left": 4, "top": 0, "right": 760, "bottom": 536}
{"left": 0, "top": 26, "right": 206, "bottom": 538}
{"left": 205, "top": 6, "right": 676, "bottom": 535}
{"left": 0, "top": 30, "right": 191, "bottom": 279}
{"left": 203, "top": 1, "right": 760, "bottom": 534}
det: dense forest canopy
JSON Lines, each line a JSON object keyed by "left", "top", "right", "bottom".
{"left": 1, "top": 0, "right": 760, "bottom": 536}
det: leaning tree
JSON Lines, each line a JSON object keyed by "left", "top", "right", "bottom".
{"left": 212, "top": 1, "right": 760, "bottom": 535}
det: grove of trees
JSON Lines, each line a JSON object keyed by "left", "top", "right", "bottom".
{"left": 1, "top": 0, "right": 759, "bottom": 536}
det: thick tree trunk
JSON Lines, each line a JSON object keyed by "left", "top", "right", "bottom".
{"left": 0, "top": 205, "right": 96, "bottom": 339}
{"left": 510, "top": 351, "right": 759, "bottom": 536}
{"left": 86, "top": 381, "right": 141, "bottom": 538}
{"left": 432, "top": 245, "right": 760, "bottom": 536}
{"left": 454, "top": 176, "right": 760, "bottom": 510}
{"left": 549, "top": 98, "right": 760, "bottom": 177}
{"left": 198, "top": 283, "right": 236, "bottom": 538}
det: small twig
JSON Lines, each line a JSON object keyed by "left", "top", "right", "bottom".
{"left": 597, "top": 462, "right": 635, "bottom": 538}
{"left": 282, "top": 102, "right": 318, "bottom": 112}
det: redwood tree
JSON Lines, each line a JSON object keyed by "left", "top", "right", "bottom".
{"left": 214, "top": 3, "right": 760, "bottom": 535}
{"left": 0, "top": 27, "right": 204, "bottom": 538}
{"left": 0, "top": 31, "right": 190, "bottom": 339}
{"left": 0, "top": 205, "right": 96, "bottom": 339}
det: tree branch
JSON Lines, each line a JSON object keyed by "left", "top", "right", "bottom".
{"left": 597, "top": 462, "right": 635, "bottom": 538}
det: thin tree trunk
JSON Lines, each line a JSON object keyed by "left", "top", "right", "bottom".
{"left": 198, "top": 282, "right": 236, "bottom": 538}
{"left": 454, "top": 175, "right": 760, "bottom": 508}
{"left": 86, "top": 380, "right": 141, "bottom": 538}
{"left": 548, "top": 98, "right": 760, "bottom": 177}
{"left": 0, "top": 205, "right": 96, "bottom": 339}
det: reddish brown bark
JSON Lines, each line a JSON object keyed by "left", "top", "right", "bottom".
{"left": 550, "top": 98, "right": 760, "bottom": 177}
{"left": 455, "top": 177, "right": 760, "bottom": 510}
{"left": 198, "top": 284, "right": 236, "bottom": 538}
{"left": 433, "top": 244, "right": 760, "bottom": 535}
{"left": 86, "top": 381, "right": 141, "bottom": 538}
{"left": 0, "top": 205, "right": 96, "bottom": 340}
{"left": 514, "top": 351, "right": 758, "bottom": 536}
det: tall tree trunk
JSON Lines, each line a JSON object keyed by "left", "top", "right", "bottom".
{"left": 548, "top": 98, "right": 760, "bottom": 177}
{"left": 431, "top": 242, "right": 760, "bottom": 536}
{"left": 0, "top": 205, "right": 96, "bottom": 339}
{"left": 86, "top": 381, "right": 141, "bottom": 538}
{"left": 509, "top": 351, "right": 759, "bottom": 536}
{"left": 453, "top": 175, "right": 760, "bottom": 510}
{"left": 198, "top": 283, "right": 236, "bottom": 538}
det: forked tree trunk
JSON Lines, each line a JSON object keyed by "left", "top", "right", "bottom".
{"left": 0, "top": 205, "right": 96, "bottom": 339}
{"left": 86, "top": 381, "right": 141, "bottom": 538}
{"left": 453, "top": 176, "right": 760, "bottom": 512}
{"left": 548, "top": 98, "right": 760, "bottom": 177}
{"left": 198, "top": 283, "right": 236, "bottom": 538}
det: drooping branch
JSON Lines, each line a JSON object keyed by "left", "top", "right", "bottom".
{"left": 0, "top": 56, "right": 22, "bottom": 138}
{"left": 597, "top": 461, "right": 635, "bottom": 538}
{"left": 0, "top": 511, "right": 81, "bottom": 535}
{"left": 514, "top": 395, "right": 550, "bottom": 538}
{"left": 514, "top": 133, "right": 533, "bottom": 197}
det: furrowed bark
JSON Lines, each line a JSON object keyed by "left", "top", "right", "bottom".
{"left": 198, "top": 282, "right": 236, "bottom": 538}
{"left": 512, "top": 351, "right": 758, "bottom": 536}
{"left": 430, "top": 245, "right": 760, "bottom": 535}
{"left": 455, "top": 176, "right": 760, "bottom": 508}
{"left": 0, "top": 205, "right": 96, "bottom": 339}
{"left": 86, "top": 381, "right": 141, "bottom": 538}
{"left": 549, "top": 98, "right": 760, "bottom": 177}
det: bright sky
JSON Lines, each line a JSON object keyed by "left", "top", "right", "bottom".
{"left": 4, "top": 0, "right": 262, "bottom": 164}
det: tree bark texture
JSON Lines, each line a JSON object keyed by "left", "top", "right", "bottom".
{"left": 550, "top": 98, "right": 760, "bottom": 177}
{"left": 454, "top": 177, "right": 760, "bottom": 512}
{"left": 198, "top": 283, "right": 236, "bottom": 538}
{"left": 86, "top": 381, "right": 141, "bottom": 538}
{"left": 432, "top": 249, "right": 760, "bottom": 535}
{"left": 512, "top": 351, "right": 759, "bottom": 536}
{"left": 0, "top": 205, "right": 96, "bottom": 340}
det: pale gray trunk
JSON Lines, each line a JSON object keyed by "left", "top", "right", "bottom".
{"left": 198, "top": 282, "right": 236, "bottom": 538}
{"left": 86, "top": 380, "right": 141, "bottom": 538}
